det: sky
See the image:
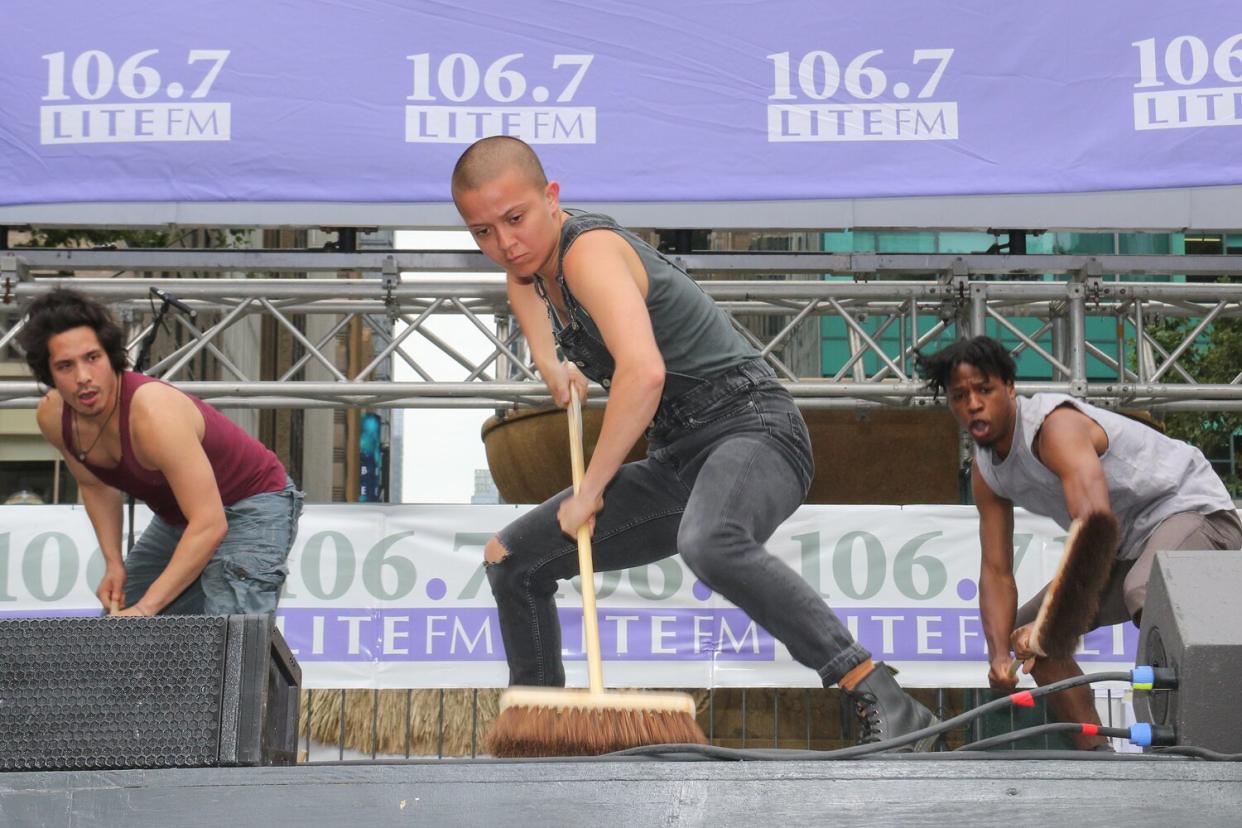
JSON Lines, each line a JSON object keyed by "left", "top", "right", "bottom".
{"left": 393, "top": 229, "right": 497, "bottom": 504}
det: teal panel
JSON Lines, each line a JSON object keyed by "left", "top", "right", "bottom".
{"left": 815, "top": 230, "right": 1195, "bottom": 381}
{"left": 877, "top": 232, "right": 936, "bottom": 253}
{"left": 1119, "top": 233, "right": 1171, "bottom": 255}
{"left": 937, "top": 232, "right": 996, "bottom": 254}
{"left": 1051, "top": 232, "right": 1116, "bottom": 254}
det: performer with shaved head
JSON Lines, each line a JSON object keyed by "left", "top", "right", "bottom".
{"left": 452, "top": 136, "right": 940, "bottom": 750}
{"left": 19, "top": 289, "right": 303, "bottom": 617}
{"left": 917, "top": 335, "right": 1240, "bottom": 749}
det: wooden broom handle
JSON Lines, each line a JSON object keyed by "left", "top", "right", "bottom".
{"left": 568, "top": 386, "right": 605, "bottom": 694}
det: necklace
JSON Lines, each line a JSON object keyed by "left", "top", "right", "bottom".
{"left": 73, "top": 382, "right": 119, "bottom": 463}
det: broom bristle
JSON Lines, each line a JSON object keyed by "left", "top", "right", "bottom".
{"left": 1030, "top": 512, "right": 1120, "bottom": 659}
{"left": 486, "top": 688, "right": 707, "bottom": 757}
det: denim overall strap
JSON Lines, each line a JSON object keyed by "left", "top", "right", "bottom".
{"left": 553, "top": 212, "right": 619, "bottom": 321}
{"left": 527, "top": 213, "right": 619, "bottom": 386}
{"left": 530, "top": 273, "right": 564, "bottom": 335}
{"left": 530, "top": 211, "right": 618, "bottom": 334}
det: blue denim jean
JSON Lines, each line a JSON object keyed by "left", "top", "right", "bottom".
{"left": 123, "top": 478, "right": 304, "bottom": 615}
{"left": 489, "top": 360, "right": 870, "bottom": 687}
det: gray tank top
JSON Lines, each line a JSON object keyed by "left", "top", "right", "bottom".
{"left": 550, "top": 211, "right": 758, "bottom": 382}
{"left": 975, "top": 393, "right": 1235, "bottom": 560}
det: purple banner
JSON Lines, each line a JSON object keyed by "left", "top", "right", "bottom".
{"left": 0, "top": 605, "right": 1138, "bottom": 664}
{"left": 272, "top": 607, "right": 1136, "bottom": 664}
{"left": 276, "top": 607, "right": 776, "bottom": 662}
{"left": 3, "top": 0, "right": 1241, "bottom": 208}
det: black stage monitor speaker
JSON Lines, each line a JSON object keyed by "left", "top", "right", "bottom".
{"left": 0, "top": 614, "right": 300, "bottom": 771}
{"left": 1134, "top": 549, "right": 1242, "bottom": 753}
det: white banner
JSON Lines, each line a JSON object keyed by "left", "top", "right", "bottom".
{"left": 0, "top": 503, "right": 1137, "bottom": 689}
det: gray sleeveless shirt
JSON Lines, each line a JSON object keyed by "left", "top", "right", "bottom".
{"left": 545, "top": 211, "right": 757, "bottom": 384}
{"left": 975, "top": 393, "right": 1235, "bottom": 560}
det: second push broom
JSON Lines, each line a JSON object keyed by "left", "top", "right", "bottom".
{"left": 1010, "top": 511, "right": 1120, "bottom": 677}
{"left": 486, "top": 387, "right": 707, "bottom": 757}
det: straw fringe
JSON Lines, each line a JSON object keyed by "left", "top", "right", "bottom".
{"left": 298, "top": 688, "right": 709, "bottom": 757}
{"left": 299, "top": 689, "right": 500, "bottom": 757}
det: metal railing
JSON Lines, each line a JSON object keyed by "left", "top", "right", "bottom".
{"left": 3, "top": 250, "right": 1241, "bottom": 412}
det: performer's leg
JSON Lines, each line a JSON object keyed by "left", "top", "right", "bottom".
{"left": 124, "top": 515, "right": 206, "bottom": 615}
{"left": 675, "top": 430, "right": 868, "bottom": 685}
{"left": 1029, "top": 658, "right": 1106, "bottom": 749}
{"left": 1121, "top": 509, "right": 1242, "bottom": 622}
{"left": 1016, "top": 586, "right": 1110, "bottom": 749}
{"left": 201, "top": 479, "right": 304, "bottom": 615}
{"left": 674, "top": 384, "right": 936, "bottom": 747}
{"left": 486, "top": 456, "right": 688, "bottom": 687}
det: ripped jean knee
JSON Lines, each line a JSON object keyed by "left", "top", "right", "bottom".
{"left": 483, "top": 536, "right": 510, "bottom": 567}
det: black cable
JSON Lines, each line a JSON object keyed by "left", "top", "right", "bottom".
{"left": 297, "top": 669, "right": 1242, "bottom": 766}
{"left": 606, "top": 671, "right": 1134, "bottom": 760}
{"left": 144, "top": 290, "right": 178, "bottom": 366}
{"left": 955, "top": 723, "right": 1129, "bottom": 752}
{"left": 302, "top": 748, "right": 1189, "bottom": 767}
{"left": 1153, "top": 746, "right": 1242, "bottom": 762}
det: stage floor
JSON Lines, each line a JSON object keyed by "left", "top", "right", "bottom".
{"left": 2, "top": 755, "right": 1240, "bottom": 827}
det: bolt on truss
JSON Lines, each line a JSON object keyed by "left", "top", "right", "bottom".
{"left": 2, "top": 250, "right": 1240, "bottom": 411}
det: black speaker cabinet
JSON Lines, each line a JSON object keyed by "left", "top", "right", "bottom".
{"left": 0, "top": 614, "right": 300, "bottom": 771}
{"left": 1135, "top": 550, "right": 1242, "bottom": 753}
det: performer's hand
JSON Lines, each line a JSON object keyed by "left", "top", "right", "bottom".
{"left": 1006, "top": 624, "right": 1037, "bottom": 680}
{"left": 113, "top": 604, "right": 154, "bottom": 617}
{"left": 548, "top": 361, "right": 588, "bottom": 409}
{"left": 558, "top": 489, "right": 603, "bottom": 539}
{"left": 988, "top": 653, "right": 1022, "bottom": 691}
{"left": 96, "top": 566, "right": 126, "bottom": 614}
{"left": 1010, "top": 623, "right": 1038, "bottom": 662}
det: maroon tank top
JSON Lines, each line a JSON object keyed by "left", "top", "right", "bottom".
{"left": 62, "top": 372, "right": 288, "bottom": 526}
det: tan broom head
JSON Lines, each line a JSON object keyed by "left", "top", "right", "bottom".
{"left": 498, "top": 686, "right": 697, "bottom": 716}
{"left": 488, "top": 687, "right": 707, "bottom": 757}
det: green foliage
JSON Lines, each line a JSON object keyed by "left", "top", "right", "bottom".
{"left": 19, "top": 227, "right": 251, "bottom": 249}
{"left": 21, "top": 227, "right": 172, "bottom": 248}
{"left": 1146, "top": 286, "right": 1242, "bottom": 495}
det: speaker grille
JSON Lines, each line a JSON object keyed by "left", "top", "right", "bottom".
{"left": 1143, "top": 627, "right": 1175, "bottom": 726}
{"left": 0, "top": 616, "right": 227, "bottom": 771}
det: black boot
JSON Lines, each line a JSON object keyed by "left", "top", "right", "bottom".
{"left": 845, "top": 663, "right": 939, "bottom": 752}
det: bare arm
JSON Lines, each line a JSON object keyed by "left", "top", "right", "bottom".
{"left": 973, "top": 459, "right": 1021, "bottom": 689}
{"left": 35, "top": 393, "right": 126, "bottom": 611}
{"left": 1034, "top": 406, "right": 1112, "bottom": 520}
{"left": 1006, "top": 408, "right": 1112, "bottom": 667}
{"left": 121, "top": 385, "right": 228, "bottom": 615}
{"left": 560, "top": 231, "right": 664, "bottom": 508}
{"left": 78, "top": 479, "right": 126, "bottom": 606}
{"left": 507, "top": 273, "right": 561, "bottom": 381}
{"left": 506, "top": 272, "right": 586, "bottom": 408}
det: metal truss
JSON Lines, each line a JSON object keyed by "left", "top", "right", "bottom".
{"left": 2, "top": 250, "right": 1241, "bottom": 411}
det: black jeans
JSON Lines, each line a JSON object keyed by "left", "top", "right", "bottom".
{"left": 487, "top": 360, "right": 870, "bottom": 687}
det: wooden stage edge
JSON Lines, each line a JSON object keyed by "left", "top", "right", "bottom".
{"left": 2, "top": 755, "right": 1241, "bottom": 827}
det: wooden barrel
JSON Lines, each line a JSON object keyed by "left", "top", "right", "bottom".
{"left": 800, "top": 408, "right": 961, "bottom": 504}
{"left": 481, "top": 406, "right": 648, "bottom": 504}
{"left": 482, "top": 405, "right": 961, "bottom": 505}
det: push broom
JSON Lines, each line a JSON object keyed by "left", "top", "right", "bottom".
{"left": 1010, "top": 511, "right": 1120, "bottom": 676}
{"left": 486, "top": 387, "right": 707, "bottom": 757}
